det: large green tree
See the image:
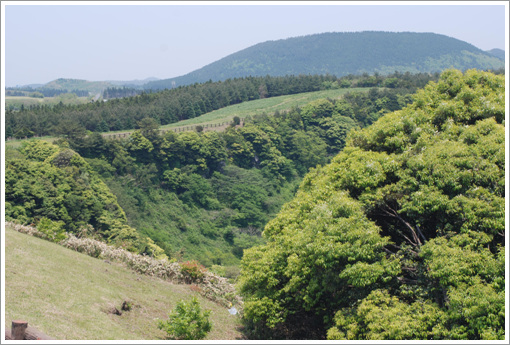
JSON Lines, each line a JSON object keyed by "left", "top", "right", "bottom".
{"left": 238, "top": 69, "right": 505, "bottom": 340}
{"left": 5, "top": 141, "right": 142, "bottom": 251}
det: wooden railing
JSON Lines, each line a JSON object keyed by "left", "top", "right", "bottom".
{"left": 5, "top": 119, "right": 245, "bottom": 142}
{"left": 101, "top": 118, "right": 244, "bottom": 140}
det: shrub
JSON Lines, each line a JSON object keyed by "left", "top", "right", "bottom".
{"left": 181, "top": 260, "right": 207, "bottom": 283}
{"left": 158, "top": 297, "right": 212, "bottom": 340}
{"left": 8, "top": 222, "right": 242, "bottom": 309}
{"left": 37, "top": 217, "right": 67, "bottom": 243}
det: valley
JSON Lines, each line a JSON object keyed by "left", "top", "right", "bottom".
{"left": 3, "top": 28, "right": 506, "bottom": 341}
{"left": 4, "top": 68, "right": 506, "bottom": 340}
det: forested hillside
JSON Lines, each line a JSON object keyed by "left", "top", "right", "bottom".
{"left": 486, "top": 48, "right": 505, "bottom": 60}
{"left": 238, "top": 69, "right": 505, "bottom": 340}
{"left": 144, "top": 32, "right": 504, "bottom": 89}
{"left": 5, "top": 72, "right": 437, "bottom": 139}
{"left": 5, "top": 75, "right": 337, "bottom": 138}
{"left": 5, "top": 69, "right": 505, "bottom": 341}
{"left": 5, "top": 81, "right": 415, "bottom": 268}
{"left": 4, "top": 141, "right": 143, "bottom": 250}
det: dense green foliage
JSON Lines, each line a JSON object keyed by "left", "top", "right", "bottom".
{"left": 5, "top": 74, "right": 337, "bottom": 137}
{"left": 84, "top": 87, "right": 410, "bottom": 265}
{"left": 238, "top": 69, "right": 505, "bottom": 339}
{"left": 5, "top": 72, "right": 439, "bottom": 139}
{"left": 145, "top": 32, "right": 504, "bottom": 89}
{"left": 4, "top": 141, "right": 142, "bottom": 251}
{"left": 5, "top": 82, "right": 414, "bottom": 268}
{"left": 157, "top": 297, "right": 212, "bottom": 340}
{"left": 7, "top": 69, "right": 503, "bottom": 340}
{"left": 102, "top": 86, "right": 142, "bottom": 99}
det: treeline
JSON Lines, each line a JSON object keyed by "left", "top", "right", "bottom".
{"left": 102, "top": 86, "right": 143, "bottom": 99}
{"left": 6, "top": 87, "right": 89, "bottom": 97}
{"left": 5, "top": 72, "right": 439, "bottom": 139}
{"left": 6, "top": 86, "right": 413, "bottom": 266}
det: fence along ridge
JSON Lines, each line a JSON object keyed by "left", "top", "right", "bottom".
{"left": 6, "top": 119, "right": 244, "bottom": 141}
{"left": 101, "top": 118, "right": 244, "bottom": 139}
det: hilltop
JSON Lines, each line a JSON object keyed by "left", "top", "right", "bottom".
{"left": 43, "top": 78, "right": 113, "bottom": 95}
{"left": 8, "top": 32, "right": 503, "bottom": 93}
{"left": 486, "top": 48, "right": 505, "bottom": 60}
{"left": 144, "top": 31, "right": 504, "bottom": 89}
{"left": 7, "top": 77, "right": 160, "bottom": 99}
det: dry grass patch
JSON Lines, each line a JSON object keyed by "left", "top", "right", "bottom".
{"left": 4, "top": 226, "right": 244, "bottom": 340}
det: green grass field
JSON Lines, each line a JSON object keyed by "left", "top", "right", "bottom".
{"left": 5, "top": 87, "right": 369, "bottom": 145}
{"left": 4, "top": 226, "right": 244, "bottom": 340}
{"left": 5, "top": 95, "right": 92, "bottom": 111}
{"left": 160, "top": 87, "right": 367, "bottom": 129}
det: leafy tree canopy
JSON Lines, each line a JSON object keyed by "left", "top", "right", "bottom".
{"left": 5, "top": 141, "right": 143, "bottom": 251}
{"left": 238, "top": 69, "right": 505, "bottom": 340}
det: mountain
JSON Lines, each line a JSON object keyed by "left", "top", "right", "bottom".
{"left": 21, "top": 83, "right": 45, "bottom": 89}
{"left": 39, "top": 77, "right": 160, "bottom": 94}
{"left": 486, "top": 48, "right": 505, "bottom": 60}
{"left": 107, "top": 77, "right": 160, "bottom": 87}
{"left": 43, "top": 78, "right": 114, "bottom": 95}
{"left": 144, "top": 31, "right": 504, "bottom": 90}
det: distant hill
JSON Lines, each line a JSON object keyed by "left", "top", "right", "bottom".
{"left": 486, "top": 48, "right": 505, "bottom": 60}
{"left": 144, "top": 31, "right": 505, "bottom": 90}
{"left": 107, "top": 77, "right": 160, "bottom": 87}
{"left": 22, "top": 83, "right": 45, "bottom": 89}
{"left": 40, "top": 78, "right": 161, "bottom": 94}
{"left": 43, "top": 78, "right": 114, "bottom": 95}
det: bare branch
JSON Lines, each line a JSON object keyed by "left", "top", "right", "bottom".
{"left": 416, "top": 224, "right": 427, "bottom": 243}
{"left": 397, "top": 276, "right": 419, "bottom": 285}
{"left": 380, "top": 204, "right": 424, "bottom": 247}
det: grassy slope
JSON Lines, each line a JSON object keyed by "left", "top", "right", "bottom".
{"left": 5, "top": 87, "right": 368, "bottom": 146}
{"left": 4, "top": 226, "right": 244, "bottom": 340}
{"left": 160, "top": 87, "right": 367, "bottom": 129}
{"left": 5, "top": 95, "right": 91, "bottom": 110}
{"left": 43, "top": 79, "right": 113, "bottom": 94}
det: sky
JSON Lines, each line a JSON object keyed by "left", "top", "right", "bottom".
{"left": 2, "top": 1, "right": 508, "bottom": 87}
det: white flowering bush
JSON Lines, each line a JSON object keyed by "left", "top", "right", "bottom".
{"left": 7, "top": 221, "right": 45, "bottom": 238}
{"left": 61, "top": 234, "right": 183, "bottom": 280}
{"left": 6, "top": 221, "right": 242, "bottom": 311}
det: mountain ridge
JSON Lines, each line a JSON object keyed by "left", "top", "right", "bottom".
{"left": 144, "top": 31, "right": 504, "bottom": 89}
{"left": 486, "top": 48, "right": 505, "bottom": 60}
{"left": 9, "top": 31, "right": 504, "bottom": 91}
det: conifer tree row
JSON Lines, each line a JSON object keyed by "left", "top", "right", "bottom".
{"left": 5, "top": 72, "right": 438, "bottom": 138}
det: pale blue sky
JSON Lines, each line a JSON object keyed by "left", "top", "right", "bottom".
{"left": 3, "top": 2, "right": 507, "bottom": 87}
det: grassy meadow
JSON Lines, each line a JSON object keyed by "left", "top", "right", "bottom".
{"left": 5, "top": 87, "right": 368, "bottom": 145}
{"left": 5, "top": 94, "right": 92, "bottom": 111}
{"left": 160, "top": 87, "right": 367, "bottom": 129}
{"left": 4, "top": 226, "right": 244, "bottom": 340}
